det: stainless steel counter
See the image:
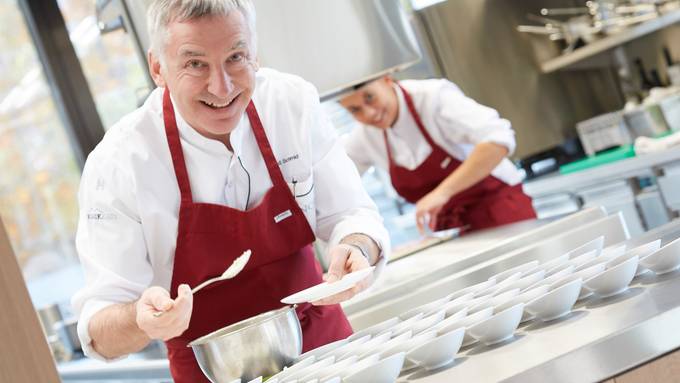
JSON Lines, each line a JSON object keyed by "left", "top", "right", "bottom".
{"left": 396, "top": 218, "right": 680, "bottom": 383}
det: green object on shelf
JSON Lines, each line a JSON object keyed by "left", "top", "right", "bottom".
{"left": 559, "top": 145, "right": 636, "bottom": 175}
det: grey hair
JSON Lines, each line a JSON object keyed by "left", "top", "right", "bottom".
{"left": 147, "top": 0, "right": 257, "bottom": 60}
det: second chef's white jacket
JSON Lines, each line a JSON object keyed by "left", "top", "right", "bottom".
{"left": 72, "top": 68, "right": 390, "bottom": 361}
{"left": 344, "top": 79, "right": 525, "bottom": 186}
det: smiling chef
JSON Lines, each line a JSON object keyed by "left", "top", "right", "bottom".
{"left": 71, "top": 1, "right": 389, "bottom": 381}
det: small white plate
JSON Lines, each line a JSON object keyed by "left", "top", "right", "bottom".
{"left": 281, "top": 267, "right": 375, "bottom": 304}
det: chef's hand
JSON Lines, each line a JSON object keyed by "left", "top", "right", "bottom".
{"left": 312, "top": 244, "right": 373, "bottom": 306}
{"left": 415, "top": 189, "right": 451, "bottom": 234}
{"left": 136, "top": 284, "right": 193, "bottom": 341}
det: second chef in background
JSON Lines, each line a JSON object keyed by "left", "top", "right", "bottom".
{"left": 340, "top": 76, "right": 537, "bottom": 234}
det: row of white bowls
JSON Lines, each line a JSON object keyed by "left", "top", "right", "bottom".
{"left": 257, "top": 236, "right": 680, "bottom": 383}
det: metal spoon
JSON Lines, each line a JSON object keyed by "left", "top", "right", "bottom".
{"left": 153, "top": 249, "right": 251, "bottom": 317}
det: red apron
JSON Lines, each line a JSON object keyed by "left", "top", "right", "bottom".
{"left": 161, "top": 89, "right": 352, "bottom": 382}
{"left": 385, "top": 83, "right": 537, "bottom": 233}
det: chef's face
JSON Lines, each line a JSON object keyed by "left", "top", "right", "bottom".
{"left": 339, "top": 77, "right": 399, "bottom": 130}
{"left": 148, "top": 12, "right": 257, "bottom": 143}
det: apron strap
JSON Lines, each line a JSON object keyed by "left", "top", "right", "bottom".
{"left": 163, "top": 88, "right": 194, "bottom": 204}
{"left": 383, "top": 83, "right": 450, "bottom": 164}
{"left": 246, "top": 101, "right": 288, "bottom": 188}
{"left": 396, "top": 82, "right": 441, "bottom": 150}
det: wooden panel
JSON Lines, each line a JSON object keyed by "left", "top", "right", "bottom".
{"left": 613, "top": 348, "right": 680, "bottom": 383}
{"left": 0, "top": 217, "right": 60, "bottom": 382}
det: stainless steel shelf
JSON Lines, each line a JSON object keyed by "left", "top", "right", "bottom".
{"left": 540, "top": 10, "right": 680, "bottom": 74}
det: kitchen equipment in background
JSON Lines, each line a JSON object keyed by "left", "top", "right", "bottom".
{"left": 518, "top": 137, "right": 586, "bottom": 180}
{"left": 663, "top": 46, "right": 680, "bottom": 86}
{"left": 189, "top": 305, "right": 302, "bottom": 383}
{"left": 37, "top": 303, "right": 64, "bottom": 338}
{"left": 624, "top": 104, "right": 670, "bottom": 138}
{"left": 517, "top": 0, "right": 662, "bottom": 53}
{"left": 635, "top": 187, "right": 672, "bottom": 229}
{"left": 579, "top": 179, "right": 645, "bottom": 236}
{"left": 121, "top": 0, "right": 422, "bottom": 100}
{"left": 658, "top": 93, "right": 680, "bottom": 131}
{"left": 657, "top": 162, "right": 680, "bottom": 213}
{"left": 576, "top": 111, "right": 632, "bottom": 156}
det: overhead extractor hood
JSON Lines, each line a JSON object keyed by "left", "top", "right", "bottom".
{"left": 106, "top": 0, "right": 422, "bottom": 100}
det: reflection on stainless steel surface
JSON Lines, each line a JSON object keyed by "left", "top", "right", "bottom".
{"left": 254, "top": 0, "right": 422, "bottom": 99}
{"left": 190, "top": 306, "right": 302, "bottom": 383}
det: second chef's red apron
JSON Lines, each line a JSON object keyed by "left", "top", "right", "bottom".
{"left": 385, "top": 83, "right": 536, "bottom": 233}
{"left": 161, "top": 89, "right": 353, "bottom": 382}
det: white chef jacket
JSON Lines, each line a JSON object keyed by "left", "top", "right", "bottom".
{"left": 343, "top": 79, "right": 525, "bottom": 186}
{"left": 72, "top": 68, "right": 390, "bottom": 361}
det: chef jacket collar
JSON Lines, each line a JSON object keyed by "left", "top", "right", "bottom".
{"left": 169, "top": 91, "right": 247, "bottom": 158}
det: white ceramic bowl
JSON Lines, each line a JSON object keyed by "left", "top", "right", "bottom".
{"left": 433, "top": 307, "right": 469, "bottom": 333}
{"left": 437, "top": 306, "right": 494, "bottom": 347}
{"left": 570, "top": 249, "right": 599, "bottom": 268}
{"left": 565, "top": 236, "right": 605, "bottom": 259}
{"left": 539, "top": 254, "right": 570, "bottom": 273}
{"left": 321, "top": 334, "right": 370, "bottom": 360}
{"left": 607, "top": 240, "right": 662, "bottom": 277}
{"left": 488, "top": 260, "right": 539, "bottom": 282}
{"left": 270, "top": 355, "right": 316, "bottom": 382}
{"left": 586, "top": 255, "right": 639, "bottom": 298}
{"left": 344, "top": 352, "right": 405, "bottom": 383}
{"left": 545, "top": 261, "right": 577, "bottom": 277}
{"left": 468, "top": 303, "right": 524, "bottom": 346}
{"left": 406, "top": 327, "right": 465, "bottom": 370}
{"left": 495, "top": 285, "right": 550, "bottom": 323}
{"left": 348, "top": 317, "right": 399, "bottom": 341}
{"left": 469, "top": 289, "right": 520, "bottom": 313}
{"left": 333, "top": 353, "right": 380, "bottom": 379}
{"left": 297, "top": 338, "right": 348, "bottom": 362}
{"left": 600, "top": 243, "right": 627, "bottom": 258}
{"left": 525, "top": 265, "right": 575, "bottom": 291}
{"left": 552, "top": 263, "right": 606, "bottom": 300}
{"left": 399, "top": 296, "right": 450, "bottom": 320}
{"left": 363, "top": 331, "right": 412, "bottom": 359}
{"left": 316, "top": 355, "right": 358, "bottom": 382}
{"left": 640, "top": 238, "right": 680, "bottom": 275}
{"left": 357, "top": 331, "right": 410, "bottom": 359}
{"left": 390, "top": 330, "right": 437, "bottom": 371}
{"left": 496, "top": 269, "right": 547, "bottom": 294}
{"left": 407, "top": 310, "right": 446, "bottom": 336}
{"left": 464, "top": 278, "right": 498, "bottom": 297}
{"left": 478, "top": 272, "right": 523, "bottom": 296}
{"left": 284, "top": 356, "right": 335, "bottom": 382}
{"left": 440, "top": 292, "right": 475, "bottom": 316}
{"left": 385, "top": 313, "right": 424, "bottom": 338}
{"left": 345, "top": 332, "right": 392, "bottom": 360}
{"left": 525, "top": 278, "right": 582, "bottom": 321}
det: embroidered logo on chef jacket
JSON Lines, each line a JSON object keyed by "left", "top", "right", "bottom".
{"left": 277, "top": 154, "right": 299, "bottom": 166}
{"left": 86, "top": 208, "right": 117, "bottom": 220}
{"left": 440, "top": 157, "right": 452, "bottom": 169}
{"left": 274, "top": 209, "right": 293, "bottom": 223}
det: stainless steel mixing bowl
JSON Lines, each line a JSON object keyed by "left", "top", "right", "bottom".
{"left": 189, "top": 306, "right": 302, "bottom": 382}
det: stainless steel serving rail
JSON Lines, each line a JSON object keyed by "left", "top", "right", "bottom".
{"left": 344, "top": 207, "right": 612, "bottom": 318}
{"left": 399, "top": 218, "right": 680, "bottom": 383}
{"left": 347, "top": 211, "right": 629, "bottom": 329}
